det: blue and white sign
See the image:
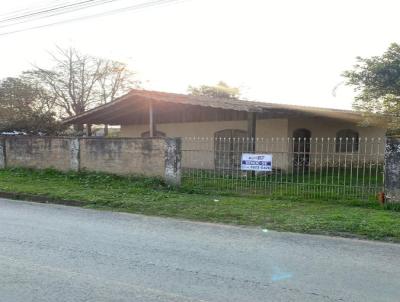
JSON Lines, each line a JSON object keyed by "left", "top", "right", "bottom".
{"left": 241, "top": 153, "right": 272, "bottom": 171}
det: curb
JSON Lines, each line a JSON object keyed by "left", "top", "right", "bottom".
{"left": 0, "top": 191, "right": 85, "bottom": 207}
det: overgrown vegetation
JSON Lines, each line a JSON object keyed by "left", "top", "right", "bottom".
{"left": 0, "top": 77, "right": 64, "bottom": 135}
{"left": 0, "top": 168, "right": 399, "bottom": 242}
{"left": 343, "top": 42, "right": 400, "bottom": 131}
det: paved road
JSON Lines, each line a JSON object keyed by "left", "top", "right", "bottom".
{"left": 0, "top": 198, "right": 399, "bottom": 302}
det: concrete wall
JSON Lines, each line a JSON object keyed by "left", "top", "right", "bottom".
{"left": 0, "top": 137, "right": 181, "bottom": 185}
{"left": 4, "top": 137, "right": 76, "bottom": 171}
{"left": 384, "top": 137, "right": 400, "bottom": 203}
{"left": 80, "top": 138, "right": 167, "bottom": 177}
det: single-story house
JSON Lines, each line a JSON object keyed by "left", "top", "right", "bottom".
{"left": 64, "top": 89, "right": 386, "bottom": 171}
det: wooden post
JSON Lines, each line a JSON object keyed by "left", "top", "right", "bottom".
{"left": 149, "top": 101, "right": 156, "bottom": 137}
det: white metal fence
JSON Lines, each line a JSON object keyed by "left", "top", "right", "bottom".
{"left": 181, "top": 137, "right": 385, "bottom": 201}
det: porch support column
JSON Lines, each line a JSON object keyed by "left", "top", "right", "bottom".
{"left": 247, "top": 112, "right": 256, "bottom": 152}
{"left": 149, "top": 100, "right": 156, "bottom": 137}
{"left": 86, "top": 124, "right": 92, "bottom": 137}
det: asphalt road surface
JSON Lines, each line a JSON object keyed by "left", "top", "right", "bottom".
{"left": 0, "top": 198, "right": 399, "bottom": 302}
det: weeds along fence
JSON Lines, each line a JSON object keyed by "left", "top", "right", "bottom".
{"left": 181, "top": 137, "right": 385, "bottom": 201}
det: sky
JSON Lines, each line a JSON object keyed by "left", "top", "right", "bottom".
{"left": 0, "top": 0, "right": 399, "bottom": 109}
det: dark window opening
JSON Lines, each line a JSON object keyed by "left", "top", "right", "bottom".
{"left": 336, "top": 129, "right": 359, "bottom": 152}
{"left": 292, "top": 128, "right": 312, "bottom": 168}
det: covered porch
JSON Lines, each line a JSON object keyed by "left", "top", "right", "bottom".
{"left": 64, "top": 89, "right": 364, "bottom": 139}
{"left": 64, "top": 89, "right": 384, "bottom": 172}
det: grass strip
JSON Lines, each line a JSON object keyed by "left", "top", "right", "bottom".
{"left": 0, "top": 167, "right": 399, "bottom": 242}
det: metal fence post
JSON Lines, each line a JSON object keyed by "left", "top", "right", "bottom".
{"left": 384, "top": 136, "right": 400, "bottom": 203}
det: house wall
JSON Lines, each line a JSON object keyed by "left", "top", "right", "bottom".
{"left": 288, "top": 117, "right": 386, "bottom": 156}
{"left": 120, "top": 119, "right": 290, "bottom": 138}
{"left": 119, "top": 117, "right": 386, "bottom": 171}
{"left": 120, "top": 119, "right": 289, "bottom": 169}
{"left": 120, "top": 117, "right": 385, "bottom": 140}
{"left": 287, "top": 117, "right": 386, "bottom": 139}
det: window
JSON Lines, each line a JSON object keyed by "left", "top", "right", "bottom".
{"left": 293, "top": 129, "right": 311, "bottom": 152}
{"left": 141, "top": 130, "right": 166, "bottom": 138}
{"left": 214, "top": 129, "right": 247, "bottom": 172}
{"left": 292, "top": 128, "right": 311, "bottom": 168}
{"left": 336, "top": 129, "right": 359, "bottom": 152}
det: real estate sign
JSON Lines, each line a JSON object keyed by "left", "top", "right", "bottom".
{"left": 240, "top": 153, "right": 272, "bottom": 171}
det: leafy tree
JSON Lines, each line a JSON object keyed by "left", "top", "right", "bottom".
{"left": 188, "top": 81, "right": 240, "bottom": 99}
{"left": 343, "top": 43, "right": 400, "bottom": 131}
{"left": 25, "top": 46, "right": 138, "bottom": 134}
{"left": 0, "top": 77, "right": 64, "bottom": 135}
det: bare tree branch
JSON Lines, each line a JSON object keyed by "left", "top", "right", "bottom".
{"left": 24, "top": 47, "right": 139, "bottom": 133}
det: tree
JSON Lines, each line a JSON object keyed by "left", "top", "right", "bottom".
{"left": 0, "top": 77, "right": 63, "bottom": 135}
{"left": 96, "top": 60, "right": 138, "bottom": 136}
{"left": 25, "top": 47, "right": 137, "bottom": 134}
{"left": 188, "top": 81, "right": 240, "bottom": 99}
{"left": 343, "top": 43, "right": 400, "bottom": 131}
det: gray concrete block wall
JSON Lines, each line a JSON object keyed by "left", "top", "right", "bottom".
{"left": 5, "top": 137, "right": 74, "bottom": 171}
{"left": 79, "top": 138, "right": 166, "bottom": 177}
{"left": 0, "top": 137, "right": 5, "bottom": 169}
{"left": 70, "top": 138, "right": 80, "bottom": 172}
{"left": 385, "top": 137, "right": 400, "bottom": 203}
{"left": 164, "top": 138, "right": 181, "bottom": 186}
{"left": 0, "top": 136, "right": 181, "bottom": 185}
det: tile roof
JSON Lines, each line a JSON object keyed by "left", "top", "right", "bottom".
{"left": 63, "top": 89, "right": 362, "bottom": 124}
